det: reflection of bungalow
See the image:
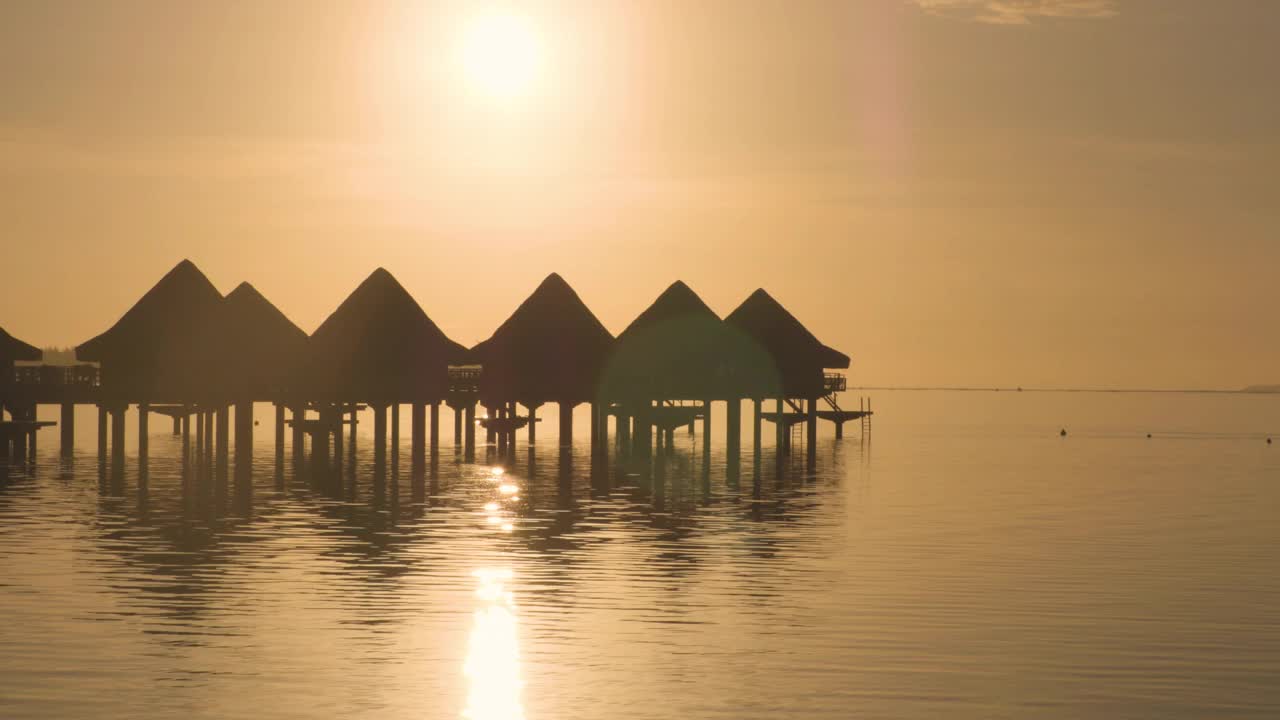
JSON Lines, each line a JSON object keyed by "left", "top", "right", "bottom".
{"left": 601, "top": 281, "right": 771, "bottom": 402}
{"left": 305, "top": 268, "right": 467, "bottom": 405}
{"left": 470, "top": 273, "right": 613, "bottom": 407}
{"left": 204, "top": 282, "right": 308, "bottom": 402}
{"left": 724, "top": 289, "right": 850, "bottom": 400}
{"left": 75, "top": 259, "right": 224, "bottom": 403}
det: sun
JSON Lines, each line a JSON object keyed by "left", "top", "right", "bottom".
{"left": 458, "top": 10, "right": 543, "bottom": 103}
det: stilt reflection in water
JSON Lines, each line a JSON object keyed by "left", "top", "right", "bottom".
{"left": 463, "top": 568, "right": 524, "bottom": 720}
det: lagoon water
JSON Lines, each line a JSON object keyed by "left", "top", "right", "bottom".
{"left": 1, "top": 391, "right": 1278, "bottom": 719}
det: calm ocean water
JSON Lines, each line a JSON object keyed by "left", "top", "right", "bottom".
{"left": 2, "top": 391, "right": 1278, "bottom": 719}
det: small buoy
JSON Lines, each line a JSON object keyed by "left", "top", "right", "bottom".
{"left": 1060, "top": 429, "right": 1067, "bottom": 437}
{"left": 1147, "top": 433, "right": 1152, "bottom": 438}
{"left": 254, "top": 420, "right": 260, "bottom": 426}
{"left": 1268, "top": 438, "right": 1273, "bottom": 445}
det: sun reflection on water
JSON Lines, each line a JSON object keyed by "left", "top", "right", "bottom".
{"left": 462, "top": 568, "right": 524, "bottom": 720}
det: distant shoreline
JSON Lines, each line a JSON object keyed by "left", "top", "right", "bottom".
{"left": 853, "top": 387, "right": 1280, "bottom": 395}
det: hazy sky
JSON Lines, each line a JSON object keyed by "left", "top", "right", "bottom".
{"left": 2, "top": 0, "right": 1277, "bottom": 388}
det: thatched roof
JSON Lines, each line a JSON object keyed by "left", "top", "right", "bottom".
{"left": 602, "top": 281, "right": 772, "bottom": 401}
{"left": 204, "top": 282, "right": 309, "bottom": 399}
{"left": 725, "top": 289, "right": 850, "bottom": 370}
{"left": 76, "top": 259, "right": 223, "bottom": 363}
{"left": 0, "top": 326, "right": 41, "bottom": 365}
{"left": 74, "top": 260, "right": 224, "bottom": 401}
{"left": 471, "top": 273, "right": 614, "bottom": 404}
{"left": 306, "top": 268, "right": 467, "bottom": 402}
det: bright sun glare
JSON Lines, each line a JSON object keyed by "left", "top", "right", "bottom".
{"left": 458, "top": 10, "right": 543, "bottom": 103}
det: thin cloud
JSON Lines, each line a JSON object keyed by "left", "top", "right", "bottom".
{"left": 911, "top": 0, "right": 1117, "bottom": 25}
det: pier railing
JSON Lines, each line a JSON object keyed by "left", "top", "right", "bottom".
{"left": 8, "top": 364, "right": 100, "bottom": 388}
{"left": 824, "top": 373, "right": 847, "bottom": 393}
{"left": 448, "top": 365, "right": 482, "bottom": 393}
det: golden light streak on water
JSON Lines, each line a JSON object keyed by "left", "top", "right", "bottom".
{"left": 462, "top": 568, "right": 524, "bottom": 720}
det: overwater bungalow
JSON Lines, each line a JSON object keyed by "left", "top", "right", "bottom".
{"left": 75, "top": 259, "right": 224, "bottom": 403}
{"left": 601, "top": 281, "right": 770, "bottom": 403}
{"left": 205, "top": 282, "right": 308, "bottom": 402}
{"left": 305, "top": 268, "right": 467, "bottom": 405}
{"left": 724, "top": 288, "right": 850, "bottom": 400}
{"left": 470, "top": 273, "right": 614, "bottom": 407}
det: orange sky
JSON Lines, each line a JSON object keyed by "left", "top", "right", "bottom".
{"left": 2, "top": 1, "right": 1277, "bottom": 389}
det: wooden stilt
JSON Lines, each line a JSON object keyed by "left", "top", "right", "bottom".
{"left": 485, "top": 406, "right": 496, "bottom": 446}
{"left": 59, "top": 402, "right": 75, "bottom": 458}
{"left": 274, "top": 404, "right": 285, "bottom": 459}
{"left": 528, "top": 404, "right": 537, "bottom": 444}
{"left": 635, "top": 404, "right": 652, "bottom": 475}
{"left": 596, "top": 403, "right": 607, "bottom": 460}
{"left": 702, "top": 399, "right": 712, "bottom": 464}
{"left": 216, "top": 406, "right": 229, "bottom": 485}
{"left": 137, "top": 403, "right": 148, "bottom": 464}
{"left": 331, "top": 405, "right": 343, "bottom": 483}
{"left": 373, "top": 404, "right": 387, "bottom": 482}
{"left": 390, "top": 403, "right": 400, "bottom": 479}
{"left": 775, "top": 397, "right": 786, "bottom": 475}
{"left": 589, "top": 401, "right": 600, "bottom": 461}
{"left": 291, "top": 405, "right": 305, "bottom": 466}
{"left": 726, "top": 398, "right": 741, "bottom": 482}
{"left": 753, "top": 399, "right": 763, "bottom": 460}
{"left": 617, "top": 411, "right": 631, "bottom": 453}
{"left": 429, "top": 402, "right": 439, "bottom": 474}
{"left": 411, "top": 403, "right": 426, "bottom": 477}
{"left": 560, "top": 401, "right": 575, "bottom": 448}
{"left": 234, "top": 401, "right": 252, "bottom": 488}
{"left": 310, "top": 410, "right": 329, "bottom": 481}
{"left": 464, "top": 403, "right": 476, "bottom": 462}
{"left": 349, "top": 404, "right": 358, "bottom": 451}
{"left": 453, "top": 405, "right": 463, "bottom": 448}
{"left": 806, "top": 397, "right": 818, "bottom": 464}
{"left": 196, "top": 411, "right": 205, "bottom": 465}
{"left": 204, "top": 411, "right": 215, "bottom": 481}
{"left": 110, "top": 406, "right": 126, "bottom": 478}
{"left": 496, "top": 405, "right": 507, "bottom": 457}
{"left": 98, "top": 406, "right": 108, "bottom": 463}
{"left": 508, "top": 402, "right": 518, "bottom": 458}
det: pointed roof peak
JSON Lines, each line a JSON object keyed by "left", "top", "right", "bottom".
{"left": 653, "top": 280, "right": 715, "bottom": 315}
{"left": 725, "top": 288, "right": 850, "bottom": 370}
{"left": 227, "top": 281, "right": 261, "bottom": 297}
{"left": 537, "top": 272, "right": 571, "bottom": 290}
{"left": 354, "top": 267, "right": 411, "bottom": 296}
{"left": 617, "top": 280, "right": 719, "bottom": 341}
{"left": 160, "top": 258, "right": 211, "bottom": 282}
{"left": 75, "top": 259, "right": 223, "bottom": 361}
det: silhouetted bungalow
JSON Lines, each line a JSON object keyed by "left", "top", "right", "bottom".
{"left": 725, "top": 289, "right": 850, "bottom": 399}
{"left": 0, "top": 326, "right": 41, "bottom": 374}
{"left": 470, "top": 273, "right": 614, "bottom": 406}
{"left": 305, "top": 268, "right": 467, "bottom": 403}
{"left": 75, "top": 260, "right": 224, "bottom": 402}
{"left": 204, "top": 282, "right": 309, "bottom": 401}
{"left": 601, "top": 281, "right": 770, "bottom": 402}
